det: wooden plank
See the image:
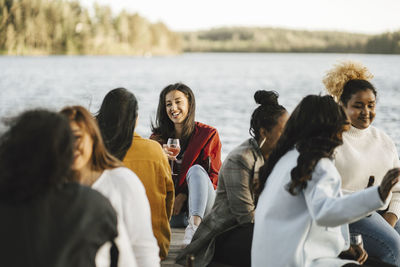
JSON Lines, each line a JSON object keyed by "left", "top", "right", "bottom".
{"left": 161, "top": 228, "right": 185, "bottom": 267}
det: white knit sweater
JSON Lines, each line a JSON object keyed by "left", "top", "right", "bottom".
{"left": 93, "top": 167, "right": 160, "bottom": 267}
{"left": 335, "top": 125, "right": 400, "bottom": 218}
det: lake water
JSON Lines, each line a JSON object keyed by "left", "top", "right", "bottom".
{"left": 1, "top": 53, "right": 400, "bottom": 159}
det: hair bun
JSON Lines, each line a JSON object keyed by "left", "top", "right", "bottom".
{"left": 323, "top": 60, "right": 373, "bottom": 101}
{"left": 254, "top": 90, "right": 279, "bottom": 106}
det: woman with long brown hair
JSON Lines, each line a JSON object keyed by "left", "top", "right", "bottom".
{"left": 60, "top": 106, "right": 159, "bottom": 267}
{"left": 151, "top": 83, "right": 222, "bottom": 245}
{"left": 252, "top": 95, "right": 399, "bottom": 267}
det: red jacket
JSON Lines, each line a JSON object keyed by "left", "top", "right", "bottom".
{"left": 151, "top": 122, "right": 222, "bottom": 195}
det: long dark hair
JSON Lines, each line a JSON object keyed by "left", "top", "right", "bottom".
{"left": 151, "top": 83, "right": 196, "bottom": 147}
{"left": 0, "top": 110, "right": 75, "bottom": 203}
{"left": 257, "top": 95, "right": 349, "bottom": 196}
{"left": 96, "top": 88, "right": 138, "bottom": 160}
{"left": 60, "top": 106, "right": 121, "bottom": 173}
{"left": 250, "top": 90, "right": 286, "bottom": 141}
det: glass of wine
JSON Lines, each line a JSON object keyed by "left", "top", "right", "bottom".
{"left": 350, "top": 233, "right": 363, "bottom": 248}
{"left": 166, "top": 138, "right": 180, "bottom": 175}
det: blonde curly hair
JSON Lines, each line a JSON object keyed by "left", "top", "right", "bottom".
{"left": 323, "top": 61, "right": 374, "bottom": 102}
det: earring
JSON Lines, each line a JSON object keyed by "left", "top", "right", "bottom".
{"left": 259, "top": 137, "right": 267, "bottom": 148}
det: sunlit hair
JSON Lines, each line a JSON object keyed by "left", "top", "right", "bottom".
{"left": 0, "top": 110, "right": 75, "bottom": 203}
{"left": 257, "top": 95, "right": 349, "bottom": 197}
{"left": 96, "top": 88, "right": 138, "bottom": 160}
{"left": 323, "top": 60, "right": 374, "bottom": 102}
{"left": 151, "top": 83, "right": 196, "bottom": 148}
{"left": 60, "top": 106, "right": 121, "bottom": 174}
{"left": 250, "top": 90, "right": 286, "bottom": 141}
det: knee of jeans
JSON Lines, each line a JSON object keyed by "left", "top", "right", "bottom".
{"left": 186, "top": 164, "right": 206, "bottom": 182}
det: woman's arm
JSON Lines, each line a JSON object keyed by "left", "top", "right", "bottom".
{"left": 304, "top": 158, "right": 385, "bottom": 227}
{"left": 386, "top": 148, "right": 400, "bottom": 224}
{"left": 223, "top": 155, "right": 257, "bottom": 224}
{"left": 112, "top": 169, "right": 160, "bottom": 267}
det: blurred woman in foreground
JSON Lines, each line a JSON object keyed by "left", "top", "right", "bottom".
{"left": 0, "top": 110, "right": 122, "bottom": 267}
{"left": 61, "top": 106, "right": 159, "bottom": 267}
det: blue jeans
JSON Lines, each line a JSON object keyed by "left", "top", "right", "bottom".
{"left": 349, "top": 212, "right": 400, "bottom": 266}
{"left": 170, "top": 165, "right": 216, "bottom": 228}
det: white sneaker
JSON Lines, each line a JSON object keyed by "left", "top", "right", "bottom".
{"left": 182, "top": 217, "right": 198, "bottom": 246}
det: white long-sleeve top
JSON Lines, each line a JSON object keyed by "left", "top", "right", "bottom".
{"left": 334, "top": 125, "right": 400, "bottom": 218}
{"left": 95, "top": 218, "right": 138, "bottom": 267}
{"left": 93, "top": 167, "right": 160, "bottom": 267}
{"left": 252, "top": 149, "right": 386, "bottom": 267}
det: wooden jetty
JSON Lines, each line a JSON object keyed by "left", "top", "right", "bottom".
{"left": 161, "top": 228, "right": 185, "bottom": 267}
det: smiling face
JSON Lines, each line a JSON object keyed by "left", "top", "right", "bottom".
{"left": 165, "top": 90, "right": 189, "bottom": 126}
{"left": 343, "top": 89, "right": 376, "bottom": 129}
{"left": 70, "top": 121, "right": 93, "bottom": 171}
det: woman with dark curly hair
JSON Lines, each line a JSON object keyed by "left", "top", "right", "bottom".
{"left": 324, "top": 61, "right": 400, "bottom": 266}
{"left": 0, "top": 110, "right": 123, "bottom": 267}
{"left": 252, "top": 95, "right": 400, "bottom": 267}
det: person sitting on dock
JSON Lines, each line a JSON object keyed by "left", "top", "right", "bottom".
{"left": 324, "top": 61, "right": 400, "bottom": 266}
{"left": 96, "top": 88, "right": 175, "bottom": 261}
{"left": 150, "top": 83, "right": 222, "bottom": 246}
{"left": 176, "top": 90, "right": 288, "bottom": 267}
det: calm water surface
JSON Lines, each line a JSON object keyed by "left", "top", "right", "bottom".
{"left": 1, "top": 53, "right": 400, "bottom": 159}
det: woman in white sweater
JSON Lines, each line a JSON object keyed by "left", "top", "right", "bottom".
{"left": 324, "top": 61, "right": 400, "bottom": 266}
{"left": 252, "top": 95, "right": 400, "bottom": 267}
{"left": 61, "top": 106, "right": 160, "bottom": 267}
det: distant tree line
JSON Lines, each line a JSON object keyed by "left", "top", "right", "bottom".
{"left": 1, "top": 0, "right": 399, "bottom": 55}
{"left": 0, "top": 0, "right": 181, "bottom": 55}
{"left": 182, "top": 27, "right": 400, "bottom": 54}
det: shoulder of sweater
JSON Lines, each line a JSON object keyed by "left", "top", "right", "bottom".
{"left": 226, "top": 139, "right": 260, "bottom": 163}
{"left": 63, "top": 183, "right": 116, "bottom": 213}
{"left": 99, "top": 167, "right": 145, "bottom": 191}
{"left": 370, "top": 126, "right": 397, "bottom": 152}
{"left": 195, "top": 121, "right": 218, "bottom": 134}
{"left": 312, "top": 157, "right": 337, "bottom": 178}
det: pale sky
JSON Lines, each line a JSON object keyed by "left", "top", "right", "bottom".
{"left": 82, "top": 0, "right": 400, "bottom": 34}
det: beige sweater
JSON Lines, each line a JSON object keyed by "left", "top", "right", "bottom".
{"left": 334, "top": 125, "right": 400, "bottom": 218}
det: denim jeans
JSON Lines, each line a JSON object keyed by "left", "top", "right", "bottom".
{"left": 349, "top": 212, "right": 400, "bottom": 266}
{"left": 170, "top": 165, "right": 216, "bottom": 228}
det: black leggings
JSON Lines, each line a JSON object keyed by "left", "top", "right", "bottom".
{"left": 342, "top": 257, "right": 396, "bottom": 267}
{"left": 212, "top": 223, "right": 254, "bottom": 267}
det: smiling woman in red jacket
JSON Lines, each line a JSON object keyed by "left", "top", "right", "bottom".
{"left": 151, "top": 83, "right": 222, "bottom": 246}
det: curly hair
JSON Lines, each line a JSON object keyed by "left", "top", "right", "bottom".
{"left": 323, "top": 61, "right": 374, "bottom": 102}
{"left": 257, "top": 95, "right": 349, "bottom": 196}
{"left": 0, "top": 110, "right": 75, "bottom": 203}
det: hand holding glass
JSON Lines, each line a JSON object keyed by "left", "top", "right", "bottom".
{"left": 350, "top": 233, "right": 363, "bottom": 247}
{"left": 166, "top": 138, "right": 180, "bottom": 175}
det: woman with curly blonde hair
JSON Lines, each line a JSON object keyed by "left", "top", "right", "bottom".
{"left": 324, "top": 61, "right": 400, "bottom": 266}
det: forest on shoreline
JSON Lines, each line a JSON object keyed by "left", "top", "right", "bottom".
{"left": 1, "top": 0, "right": 399, "bottom": 55}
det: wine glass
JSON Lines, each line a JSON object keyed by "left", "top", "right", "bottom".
{"left": 350, "top": 233, "right": 363, "bottom": 248}
{"left": 166, "top": 138, "right": 180, "bottom": 175}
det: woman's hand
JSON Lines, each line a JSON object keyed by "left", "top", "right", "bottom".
{"left": 340, "top": 244, "right": 368, "bottom": 264}
{"left": 173, "top": 193, "right": 187, "bottom": 215}
{"left": 378, "top": 168, "right": 400, "bottom": 201}
{"left": 382, "top": 212, "right": 398, "bottom": 227}
{"left": 163, "top": 144, "right": 177, "bottom": 161}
